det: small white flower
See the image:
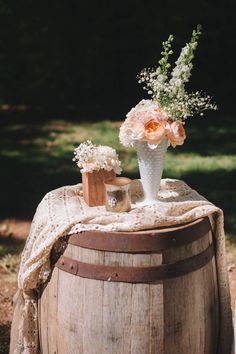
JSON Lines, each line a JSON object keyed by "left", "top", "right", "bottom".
{"left": 73, "top": 141, "right": 122, "bottom": 174}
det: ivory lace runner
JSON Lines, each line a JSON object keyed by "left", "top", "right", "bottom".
{"left": 10, "top": 179, "right": 233, "bottom": 354}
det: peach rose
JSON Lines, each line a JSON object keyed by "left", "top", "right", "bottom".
{"left": 166, "top": 122, "right": 186, "bottom": 147}
{"left": 144, "top": 119, "right": 166, "bottom": 146}
{"left": 119, "top": 100, "right": 170, "bottom": 148}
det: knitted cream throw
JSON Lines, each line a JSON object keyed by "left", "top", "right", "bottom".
{"left": 10, "top": 179, "right": 233, "bottom": 354}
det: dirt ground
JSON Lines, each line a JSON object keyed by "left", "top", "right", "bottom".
{"left": 0, "top": 220, "right": 236, "bottom": 354}
{"left": 0, "top": 272, "right": 17, "bottom": 354}
{"left": 0, "top": 220, "right": 29, "bottom": 354}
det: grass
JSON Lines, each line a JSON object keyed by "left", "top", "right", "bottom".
{"left": 0, "top": 254, "right": 20, "bottom": 280}
{"left": 0, "top": 234, "right": 25, "bottom": 281}
{"left": 0, "top": 111, "right": 236, "bottom": 261}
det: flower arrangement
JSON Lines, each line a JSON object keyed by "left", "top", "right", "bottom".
{"left": 73, "top": 140, "right": 122, "bottom": 174}
{"left": 119, "top": 25, "right": 217, "bottom": 150}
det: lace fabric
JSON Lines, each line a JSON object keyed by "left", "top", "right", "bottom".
{"left": 10, "top": 179, "right": 234, "bottom": 354}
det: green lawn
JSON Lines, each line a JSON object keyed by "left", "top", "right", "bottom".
{"left": 0, "top": 113, "right": 236, "bottom": 258}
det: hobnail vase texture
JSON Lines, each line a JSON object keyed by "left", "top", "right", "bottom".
{"left": 136, "top": 139, "right": 168, "bottom": 204}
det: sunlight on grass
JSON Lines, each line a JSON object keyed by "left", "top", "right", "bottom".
{"left": 42, "top": 119, "right": 236, "bottom": 175}
{"left": 1, "top": 118, "right": 236, "bottom": 255}
{"left": 2, "top": 119, "right": 235, "bottom": 174}
{"left": 165, "top": 153, "right": 236, "bottom": 178}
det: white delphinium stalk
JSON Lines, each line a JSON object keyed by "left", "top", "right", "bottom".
{"left": 169, "top": 25, "right": 202, "bottom": 96}
{"left": 138, "top": 35, "right": 174, "bottom": 102}
{"left": 137, "top": 25, "right": 217, "bottom": 122}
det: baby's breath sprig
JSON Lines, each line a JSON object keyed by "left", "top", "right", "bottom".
{"left": 73, "top": 140, "right": 122, "bottom": 174}
{"left": 137, "top": 34, "right": 174, "bottom": 98}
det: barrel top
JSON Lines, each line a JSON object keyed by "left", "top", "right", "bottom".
{"left": 68, "top": 217, "right": 211, "bottom": 253}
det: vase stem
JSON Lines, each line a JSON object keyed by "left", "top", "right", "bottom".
{"left": 136, "top": 139, "right": 168, "bottom": 204}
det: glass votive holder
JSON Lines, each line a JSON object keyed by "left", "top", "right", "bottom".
{"left": 104, "top": 177, "right": 132, "bottom": 212}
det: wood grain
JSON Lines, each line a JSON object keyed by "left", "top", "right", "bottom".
{"left": 39, "top": 223, "right": 219, "bottom": 354}
{"left": 82, "top": 169, "right": 115, "bottom": 206}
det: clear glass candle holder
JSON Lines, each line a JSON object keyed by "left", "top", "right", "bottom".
{"left": 104, "top": 177, "right": 132, "bottom": 212}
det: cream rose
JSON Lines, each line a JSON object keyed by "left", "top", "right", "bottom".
{"left": 166, "top": 121, "right": 186, "bottom": 147}
{"left": 119, "top": 100, "right": 170, "bottom": 148}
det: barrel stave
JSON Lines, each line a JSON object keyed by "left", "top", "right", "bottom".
{"left": 39, "top": 218, "right": 219, "bottom": 354}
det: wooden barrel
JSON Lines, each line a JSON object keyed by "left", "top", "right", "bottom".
{"left": 38, "top": 217, "right": 219, "bottom": 354}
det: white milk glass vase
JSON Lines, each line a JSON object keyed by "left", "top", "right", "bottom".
{"left": 136, "top": 138, "right": 168, "bottom": 205}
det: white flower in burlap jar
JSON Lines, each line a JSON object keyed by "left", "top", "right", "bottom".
{"left": 119, "top": 25, "right": 217, "bottom": 205}
{"left": 73, "top": 141, "right": 122, "bottom": 206}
